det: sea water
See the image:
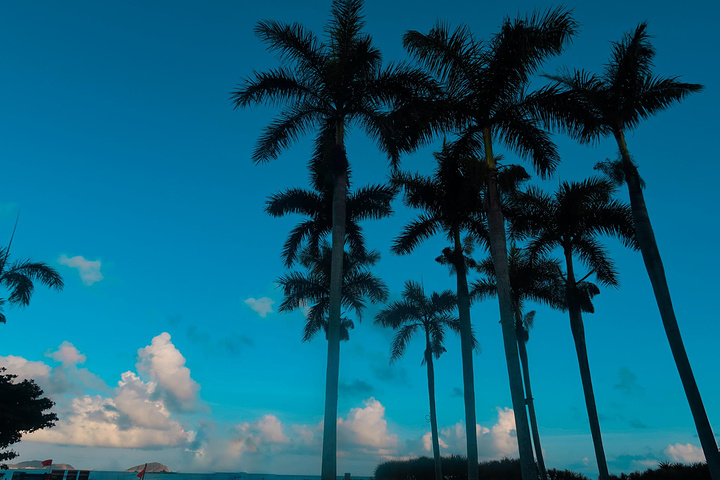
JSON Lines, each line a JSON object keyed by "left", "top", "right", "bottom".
{"left": 2, "top": 472, "right": 371, "bottom": 480}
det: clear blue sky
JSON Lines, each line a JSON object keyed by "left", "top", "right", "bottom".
{"left": 1, "top": 0, "right": 718, "bottom": 476}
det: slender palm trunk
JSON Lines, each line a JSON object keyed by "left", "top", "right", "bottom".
{"left": 563, "top": 248, "right": 609, "bottom": 480}
{"left": 483, "top": 129, "right": 537, "bottom": 480}
{"left": 614, "top": 131, "right": 720, "bottom": 479}
{"left": 453, "top": 228, "right": 479, "bottom": 480}
{"left": 322, "top": 122, "right": 347, "bottom": 480}
{"left": 516, "top": 308, "right": 548, "bottom": 480}
{"left": 425, "top": 330, "right": 443, "bottom": 480}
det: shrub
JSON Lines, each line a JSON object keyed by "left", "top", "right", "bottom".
{"left": 547, "top": 468, "right": 590, "bottom": 480}
{"left": 609, "top": 461, "right": 709, "bottom": 480}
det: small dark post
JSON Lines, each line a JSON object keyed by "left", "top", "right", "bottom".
{"left": 343, "top": 474, "right": 351, "bottom": 480}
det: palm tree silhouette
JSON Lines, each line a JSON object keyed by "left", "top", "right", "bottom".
{"left": 540, "top": 24, "right": 718, "bottom": 477}
{"left": 232, "top": 2, "right": 431, "bottom": 476}
{"left": 403, "top": 11, "right": 576, "bottom": 479}
{"left": 376, "top": 281, "right": 474, "bottom": 480}
{"left": 0, "top": 220, "right": 63, "bottom": 325}
{"left": 392, "top": 144, "right": 488, "bottom": 474}
{"left": 472, "top": 245, "right": 565, "bottom": 480}
{"left": 511, "top": 179, "right": 636, "bottom": 480}
{"left": 277, "top": 242, "right": 388, "bottom": 343}
{"left": 0, "top": 247, "right": 64, "bottom": 324}
{"left": 266, "top": 157, "right": 395, "bottom": 268}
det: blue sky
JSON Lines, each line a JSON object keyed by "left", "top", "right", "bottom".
{"left": 0, "top": 0, "right": 718, "bottom": 476}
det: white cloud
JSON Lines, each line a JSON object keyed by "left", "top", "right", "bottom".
{"left": 137, "top": 332, "right": 201, "bottom": 412}
{"left": 490, "top": 407, "right": 518, "bottom": 457}
{"left": 244, "top": 297, "right": 274, "bottom": 317}
{"left": 432, "top": 407, "right": 517, "bottom": 461}
{"left": 664, "top": 443, "right": 705, "bottom": 463}
{"left": 7, "top": 335, "right": 201, "bottom": 451}
{"left": 0, "top": 355, "right": 51, "bottom": 382}
{"left": 47, "top": 341, "right": 86, "bottom": 366}
{"left": 338, "top": 397, "right": 399, "bottom": 451}
{"left": 422, "top": 431, "right": 448, "bottom": 452}
{"left": 27, "top": 392, "right": 191, "bottom": 448}
{"left": 58, "top": 254, "right": 104, "bottom": 286}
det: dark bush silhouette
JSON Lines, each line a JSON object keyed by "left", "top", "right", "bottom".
{"left": 374, "top": 456, "right": 523, "bottom": 480}
{"left": 609, "top": 462, "right": 709, "bottom": 480}
{"left": 547, "top": 469, "right": 590, "bottom": 480}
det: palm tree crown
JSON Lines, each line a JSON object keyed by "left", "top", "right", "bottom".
{"left": 510, "top": 178, "right": 637, "bottom": 287}
{"left": 266, "top": 159, "right": 395, "bottom": 267}
{"left": 541, "top": 22, "right": 703, "bottom": 143}
{"left": 277, "top": 242, "right": 388, "bottom": 342}
{"left": 376, "top": 281, "right": 474, "bottom": 362}
{"left": 0, "top": 248, "right": 63, "bottom": 324}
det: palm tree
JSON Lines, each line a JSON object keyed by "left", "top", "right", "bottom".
{"left": 510, "top": 179, "right": 636, "bottom": 480}
{"left": 403, "top": 11, "right": 577, "bottom": 480}
{"left": 539, "top": 24, "right": 719, "bottom": 478}
{"left": 472, "top": 245, "right": 565, "bottom": 480}
{"left": 392, "top": 144, "right": 488, "bottom": 476}
{"left": 277, "top": 242, "right": 388, "bottom": 343}
{"left": 232, "top": 2, "right": 432, "bottom": 476}
{"left": 266, "top": 157, "right": 395, "bottom": 268}
{"left": 375, "top": 281, "right": 473, "bottom": 480}
{"left": 0, "top": 222, "right": 64, "bottom": 324}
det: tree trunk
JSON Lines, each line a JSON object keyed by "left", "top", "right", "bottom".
{"left": 516, "top": 308, "right": 548, "bottom": 480}
{"left": 614, "top": 130, "right": 720, "bottom": 480}
{"left": 453, "top": 228, "right": 479, "bottom": 480}
{"left": 321, "top": 121, "right": 347, "bottom": 480}
{"left": 563, "top": 248, "right": 609, "bottom": 480}
{"left": 426, "top": 330, "right": 443, "bottom": 480}
{"left": 483, "top": 128, "right": 537, "bottom": 480}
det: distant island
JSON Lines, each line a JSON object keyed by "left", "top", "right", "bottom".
{"left": 8, "top": 461, "right": 75, "bottom": 470}
{"left": 126, "top": 463, "right": 171, "bottom": 474}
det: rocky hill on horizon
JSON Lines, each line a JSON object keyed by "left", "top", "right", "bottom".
{"left": 126, "top": 463, "right": 171, "bottom": 473}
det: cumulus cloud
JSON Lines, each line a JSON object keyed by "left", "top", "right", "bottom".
{"left": 0, "top": 355, "right": 51, "bottom": 382}
{"left": 137, "top": 332, "right": 201, "bottom": 412}
{"left": 27, "top": 390, "right": 191, "bottom": 448}
{"left": 423, "top": 407, "right": 517, "bottom": 461}
{"left": 338, "top": 397, "right": 399, "bottom": 451}
{"left": 422, "top": 431, "right": 448, "bottom": 452}
{"left": 58, "top": 254, "right": 104, "bottom": 286}
{"left": 1, "top": 343, "right": 104, "bottom": 397}
{"left": 244, "top": 297, "right": 274, "bottom": 318}
{"left": 232, "top": 414, "right": 290, "bottom": 454}
{"left": 8, "top": 335, "right": 201, "bottom": 451}
{"left": 664, "top": 443, "right": 705, "bottom": 463}
{"left": 47, "top": 341, "right": 86, "bottom": 366}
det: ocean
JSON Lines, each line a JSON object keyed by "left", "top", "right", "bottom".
{"left": 1, "top": 472, "right": 372, "bottom": 480}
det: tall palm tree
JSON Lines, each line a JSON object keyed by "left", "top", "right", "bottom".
{"left": 232, "top": 2, "right": 432, "bottom": 476}
{"left": 375, "top": 281, "right": 473, "bottom": 480}
{"left": 403, "top": 11, "right": 577, "bottom": 480}
{"left": 539, "top": 24, "right": 718, "bottom": 478}
{"left": 277, "top": 242, "right": 388, "bottom": 343}
{"left": 472, "top": 245, "right": 565, "bottom": 480}
{"left": 392, "top": 144, "right": 488, "bottom": 476}
{"left": 511, "top": 179, "right": 636, "bottom": 480}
